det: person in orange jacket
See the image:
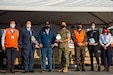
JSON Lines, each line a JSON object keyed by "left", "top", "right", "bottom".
{"left": 1, "top": 20, "right": 19, "bottom": 73}
{"left": 73, "top": 22, "right": 87, "bottom": 71}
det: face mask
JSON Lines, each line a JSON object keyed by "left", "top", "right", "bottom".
{"left": 45, "top": 26, "right": 50, "bottom": 29}
{"left": 10, "top": 24, "right": 15, "bottom": 28}
{"left": 103, "top": 29, "right": 108, "bottom": 34}
{"left": 61, "top": 25, "right": 66, "bottom": 28}
{"left": 26, "top": 24, "right": 31, "bottom": 28}
{"left": 91, "top": 26, "right": 95, "bottom": 30}
{"left": 77, "top": 25, "right": 82, "bottom": 29}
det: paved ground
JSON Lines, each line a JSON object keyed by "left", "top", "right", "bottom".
{"left": 0, "top": 66, "right": 113, "bottom": 75}
{"left": 0, "top": 70, "right": 113, "bottom": 75}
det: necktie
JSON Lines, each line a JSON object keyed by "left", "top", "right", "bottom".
{"left": 90, "top": 30, "right": 94, "bottom": 37}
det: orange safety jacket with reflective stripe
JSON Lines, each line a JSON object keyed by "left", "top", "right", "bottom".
{"left": 5, "top": 28, "right": 19, "bottom": 48}
{"left": 73, "top": 29, "right": 87, "bottom": 46}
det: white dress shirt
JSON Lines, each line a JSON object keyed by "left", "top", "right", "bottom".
{"left": 45, "top": 29, "right": 50, "bottom": 35}
{"left": 99, "top": 33, "right": 112, "bottom": 47}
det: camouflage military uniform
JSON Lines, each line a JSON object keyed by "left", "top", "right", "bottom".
{"left": 57, "top": 28, "right": 70, "bottom": 68}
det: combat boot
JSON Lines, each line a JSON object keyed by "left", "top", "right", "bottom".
{"left": 63, "top": 67, "right": 68, "bottom": 72}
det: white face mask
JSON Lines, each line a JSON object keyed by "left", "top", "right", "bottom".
{"left": 78, "top": 28, "right": 81, "bottom": 31}
{"left": 26, "top": 24, "right": 31, "bottom": 28}
{"left": 10, "top": 24, "right": 15, "bottom": 28}
{"left": 91, "top": 26, "right": 95, "bottom": 30}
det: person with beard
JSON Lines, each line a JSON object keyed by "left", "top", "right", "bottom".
{"left": 19, "top": 20, "right": 37, "bottom": 73}
{"left": 57, "top": 21, "right": 70, "bottom": 72}
{"left": 87, "top": 22, "right": 101, "bottom": 71}
{"left": 73, "top": 22, "right": 87, "bottom": 71}
{"left": 1, "top": 20, "right": 19, "bottom": 73}
{"left": 38, "top": 21, "right": 55, "bottom": 72}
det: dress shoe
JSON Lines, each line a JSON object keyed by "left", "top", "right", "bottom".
{"left": 49, "top": 70, "right": 53, "bottom": 72}
{"left": 42, "top": 70, "right": 45, "bottom": 73}
{"left": 11, "top": 70, "right": 15, "bottom": 73}
{"left": 6, "top": 70, "right": 11, "bottom": 73}
{"left": 75, "top": 67, "right": 80, "bottom": 71}
{"left": 23, "top": 71, "right": 28, "bottom": 73}
{"left": 75, "top": 68, "right": 80, "bottom": 71}
{"left": 82, "top": 69, "right": 85, "bottom": 71}
{"left": 29, "top": 70, "right": 34, "bottom": 73}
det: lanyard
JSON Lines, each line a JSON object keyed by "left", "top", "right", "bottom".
{"left": 10, "top": 29, "right": 15, "bottom": 36}
{"left": 90, "top": 30, "right": 94, "bottom": 37}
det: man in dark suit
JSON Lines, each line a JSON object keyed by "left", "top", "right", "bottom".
{"left": 87, "top": 22, "right": 100, "bottom": 71}
{"left": 19, "top": 20, "right": 37, "bottom": 73}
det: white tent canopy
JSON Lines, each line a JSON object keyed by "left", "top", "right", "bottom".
{"left": 0, "top": 0, "right": 113, "bottom": 12}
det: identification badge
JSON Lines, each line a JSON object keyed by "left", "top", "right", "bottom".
{"left": 11, "top": 36, "right": 14, "bottom": 39}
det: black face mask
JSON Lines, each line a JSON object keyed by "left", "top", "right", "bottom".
{"left": 61, "top": 25, "right": 66, "bottom": 28}
{"left": 45, "top": 26, "right": 50, "bottom": 29}
{"left": 77, "top": 26, "right": 82, "bottom": 29}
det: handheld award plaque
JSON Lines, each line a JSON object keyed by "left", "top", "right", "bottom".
{"left": 56, "top": 34, "right": 61, "bottom": 40}
{"left": 31, "top": 36, "right": 36, "bottom": 42}
{"left": 89, "top": 38, "right": 95, "bottom": 44}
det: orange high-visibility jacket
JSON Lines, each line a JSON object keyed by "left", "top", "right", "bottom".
{"left": 73, "top": 29, "right": 87, "bottom": 46}
{"left": 5, "top": 28, "right": 19, "bottom": 48}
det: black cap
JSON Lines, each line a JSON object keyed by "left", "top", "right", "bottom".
{"left": 76, "top": 21, "right": 82, "bottom": 25}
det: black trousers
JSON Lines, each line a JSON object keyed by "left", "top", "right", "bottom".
{"left": 0, "top": 51, "right": 5, "bottom": 69}
{"left": 6, "top": 48, "right": 16, "bottom": 70}
{"left": 101, "top": 46, "right": 112, "bottom": 67}
{"left": 16, "top": 48, "right": 24, "bottom": 66}
{"left": 22, "top": 48, "right": 34, "bottom": 71}
{"left": 88, "top": 45, "right": 100, "bottom": 68}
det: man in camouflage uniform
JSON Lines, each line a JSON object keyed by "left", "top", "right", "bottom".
{"left": 57, "top": 22, "right": 70, "bottom": 72}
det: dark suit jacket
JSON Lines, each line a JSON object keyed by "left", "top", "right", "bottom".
{"left": 19, "top": 28, "right": 36, "bottom": 50}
